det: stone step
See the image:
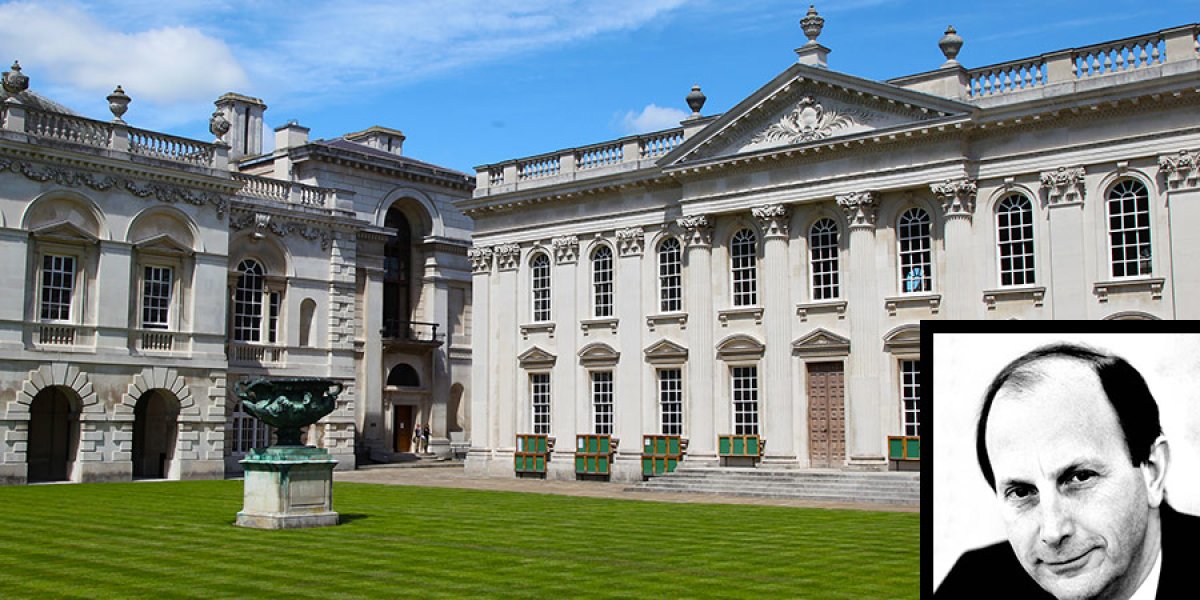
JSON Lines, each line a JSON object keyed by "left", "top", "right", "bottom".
{"left": 626, "top": 468, "right": 921, "bottom": 505}
{"left": 636, "top": 481, "right": 919, "bottom": 496}
{"left": 629, "top": 485, "right": 918, "bottom": 504}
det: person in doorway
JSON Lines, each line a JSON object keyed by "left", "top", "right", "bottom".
{"left": 412, "top": 423, "right": 422, "bottom": 454}
{"left": 421, "top": 423, "right": 431, "bottom": 454}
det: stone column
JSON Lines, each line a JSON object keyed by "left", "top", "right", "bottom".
{"left": 678, "top": 215, "right": 715, "bottom": 460}
{"left": 492, "top": 244, "right": 521, "bottom": 471}
{"left": 1160, "top": 150, "right": 1200, "bottom": 318}
{"left": 1040, "top": 167, "right": 1088, "bottom": 319}
{"left": 551, "top": 235, "right": 579, "bottom": 468}
{"left": 360, "top": 265, "right": 385, "bottom": 454}
{"left": 615, "top": 227, "right": 645, "bottom": 476}
{"left": 836, "top": 191, "right": 885, "bottom": 467}
{"left": 464, "top": 246, "right": 492, "bottom": 475}
{"left": 752, "top": 204, "right": 795, "bottom": 462}
{"left": 930, "top": 179, "right": 978, "bottom": 320}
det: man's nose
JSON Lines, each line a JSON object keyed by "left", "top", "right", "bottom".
{"left": 1039, "top": 492, "right": 1074, "bottom": 548}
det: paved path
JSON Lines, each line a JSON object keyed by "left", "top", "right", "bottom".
{"left": 334, "top": 463, "right": 919, "bottom": 513}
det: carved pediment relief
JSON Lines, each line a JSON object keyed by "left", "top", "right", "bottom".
{"left": 882, "top": 324, "right": 921, "bottom": 354}
{"left": 792, "top": 328, "right": 850, "bottom": 357}
{"left": 745, "top": 96, "right": 883, "bottom": 150}
{"left": 578, "top": 342, "right": 620, "bottom": 367}
{"left": 30, "top": 219, "right": 100, "bottom": 244}
{"left": 716, "top": 333, "right": 765, "bottom": 361}
{"left": 644, "top": 339, "right": 688, "bottom": 364}
{"left": 518, "top": 346, "right": 557, "bottom": 369}
{"left": 133, "top": 233, "right": 194, "bottom": 256}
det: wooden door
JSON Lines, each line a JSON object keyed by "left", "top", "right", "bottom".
{"left": 393, "top": 405, "right": 414, "bottom": 453}
{"left": 807, "top": 362, "right": 846, "bottom": 468}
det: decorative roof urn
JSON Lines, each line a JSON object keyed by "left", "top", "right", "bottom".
{"left": 686, "top": 84, "right": 706, "bottom": 117}
{"left": 233, "top": 377, "right": 343, "bottom": 446}
{"left": 939, "top": 26, "right": 964, "bottom": 66}
{"left": 800, "top": 5, "right": 825, "bottom": 46}
{"left": 107, "top": 85, "right": 131, "bottom": 123}
{"left": 2, "top": 61, "right": 29, "bottom": 95}
{"left": 209, "top": 109, "right": 231, "bottom": 143}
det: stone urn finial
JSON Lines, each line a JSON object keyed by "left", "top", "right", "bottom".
{"left": 107, "top": 85, "right": 131, "bottom": 123}
{"left": 939, "top": 26, "right": 963, "bottom": 66}
{"left": 800, "top": 5, "right": 824, "bottom": 46}
{"left": 210, "top": 109, "right": 231, "bottom": 142}
{"left": 686, "top": 84, "right": 706, "bottom": 117}
{"left": 2, "top": 60, "right": 29, "bottom": 95}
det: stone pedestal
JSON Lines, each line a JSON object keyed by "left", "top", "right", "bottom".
{"left": 235, "top": 446, "right": 338, "bottom": 529}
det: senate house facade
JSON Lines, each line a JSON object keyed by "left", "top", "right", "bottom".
{"left": 1, "top": 10, "right": 1198, "bottom": 487}
{"left": 460, "top": 13, "right": 1200, "bottom": 481}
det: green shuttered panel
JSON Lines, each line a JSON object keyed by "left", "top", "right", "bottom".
{"left": 889, "top": 438, "right": 903, "bottom": 459}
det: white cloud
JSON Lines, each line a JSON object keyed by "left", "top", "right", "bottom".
{"left": 618, "top": 104, "right": 691, "bottom": 134}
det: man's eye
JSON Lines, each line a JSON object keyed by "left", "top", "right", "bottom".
{"left": 1006, "top": 486, "right": 1035, "bottom": 500}
{"left": 1069, "top": 471, "right": 1096, "bottom": 484}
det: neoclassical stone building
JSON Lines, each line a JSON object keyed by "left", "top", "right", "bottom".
{"left": 461, "top": 12, "right": 1200, "bottom": 481}
{"left": 0, "top": 64, "right": 473, "bottom": 484}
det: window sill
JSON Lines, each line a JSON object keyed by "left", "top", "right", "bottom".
{"left": 718, "top": 306, "right": 763, "bottom": 326}
{"left": 884, "top": 293, "right": 941, "bottom": 316}
{"left": 580, "top": 317, "right": 618, "bottom": 336}
{"left": 1093, "top": 278, "right": 1165, "bottom": 303}
{"left": 796, "top": 300, "right": 847, "bottom": 321}
{"left": 982, "top": 286, "right": 1045, "bottom": 309}
{"left": 646, "top": 312, "right": 688, "bottom": 331}
{"left": 520, "top": 322, "right": 556, "bottom": 340}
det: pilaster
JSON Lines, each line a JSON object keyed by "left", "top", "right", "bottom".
{"left": 465, "top": 247, "right": 492, "bottom": 470}
{"left": 930, "top": 179, "right": 978, "bottom": 319}
{"left": 752, "top": 204, "right": 795, "bottom": 461}
{"left": 836, "top": 191, "right": 884, "bottom": 466}
{"left": 1040, "top": 166, "right": 1088, "bottom": 318}
{"left": 1160, "top": 149, "right": 1200, "bottom": 318}
{"left": 616, "top": 228, "right": 643, "bottom": 462}
{"left": 678, "top": 215, "right": 715, "bottom": 459}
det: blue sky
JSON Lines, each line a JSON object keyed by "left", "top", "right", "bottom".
{"left": 1, "top": 1, "right": 1196, "bottom": 173}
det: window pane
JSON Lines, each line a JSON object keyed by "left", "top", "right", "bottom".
{"left": 731, "top": 229, "right": 758, "bottom": 306}
{"left": 731, "top": 366, "right": 759, "bottom": 435}
{"left": 141, "top": 266, "right": 172, "bottom": 329}
{"left": 898, "top": 209, "right": 932, "bottom": 293}
{"left": 40, "top": 255, "right": 75, "bottom": 322}
{"left": 531, "top": 373, "right": 551, "bottom": 435}
{"left": 233, "top": 260, "right": 264, "bottom": 342}
{"left": 592, "top": 246, "right": 613, "bottom": 318}
{"left": 531, "top": 254, "right": 551, "bottom": 322}
{"left": 809, "top": 218, "right": 839, "bottom": 300}
{"left": 901, "top": 360, "right": 921, "bottom": 437}
{"left": 658, "top": 238, "right": 682, "bottom": 313}
{"left": 659, "top": 369, "right": 683, "bottom": 436}
{"left": 995, "top": 194, "right": 1035, "bottom": 287}
{"left": 592, "top": 371, "right": 613, "bottom": 435}
{"left": 1107, "top": 180, "right": 1152, "bottom": 277}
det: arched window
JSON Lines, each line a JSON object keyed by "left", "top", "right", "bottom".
{"left": 383, "top": 207, "right": 413, "bottom": 337}
{"left": 657, "top": 238, "right": 682, "bottom": 313}
{"left": 531, "top": 253, "right": 551, "bottom": 322}
{"left": 730, "top": 229, "right": 758, "bottom": 306}
{"left": 233, "top": 259, "right": 280, "bottom": 343}
{"left": 387, "top": 364, "right": 420, "bottom": 387}
{"left": 591, "top": 245, "right": 613, "bottom": 318}
{"left": 1107, "top": 179, "right": 1152, "bottom": 278}
{"left": 996, "top": 194, "right": 1035, "bottom": 286}
{"left": 809, "top": 218, "right": 839, "bottom": 300}
{"left": 897, "top": 208, "right": 932, "bottom": 294}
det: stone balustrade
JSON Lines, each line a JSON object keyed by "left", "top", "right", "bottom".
{"left": 476, "top": 127, "right": 684, "bottom": 194}
{"left": 2, "top": 104, "right": 227, "bottom": 170}
{"left": 233, "top": 172, "right": 334, "bottom": 208}
{"left": 967, "top": 24, "right": 1198, "bottom": 98}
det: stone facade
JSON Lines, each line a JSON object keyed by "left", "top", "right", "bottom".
{"left": 460, "top": 17, "right": 1200, "bottom": 481}
{"left": 0, "top": 68, "right": 473, "bottom": 484}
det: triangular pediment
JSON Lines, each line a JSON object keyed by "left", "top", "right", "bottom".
{"left": 518, "top": 346, "right": 557, "bottom": 369}
{"left": 133, "top": 233, "right": 193, "bottom": 255}
{"left": 792, "top": 328, "right": 850, "bottom": 357}
{"left": 883, "top": 324, "right": 921, "bottom": 354}
{"left": 578, "top": 342, "right": 620, "bottom": 367}
{"left": 30, "top": 219, "right": 100, "bottom": 243}
{"left": 663, "top": 64, "right": 972, "bottom": 167}
{"left": 716, "top": 333, "right": 765, "bottom": 361}
{"left": 644, "top": 339, "right": 688, "bottom": 364}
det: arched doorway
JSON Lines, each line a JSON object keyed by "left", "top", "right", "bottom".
{"left": 133, "top": 390, "right": 178, "bottom": 479}
{"left": 28, "top": 387, "right": 78, "bottom": 482}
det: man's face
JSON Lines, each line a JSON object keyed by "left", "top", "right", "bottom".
{"left": 985, "top": 359, "right": 1158, "bottom": 600}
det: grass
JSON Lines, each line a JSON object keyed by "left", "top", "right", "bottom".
{"left": 0, "top": 480, "right": 918, "bottom": 598}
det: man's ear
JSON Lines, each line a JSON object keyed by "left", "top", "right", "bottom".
{"left": 1141, "top": 435, "right": 1169, "bottom": 508}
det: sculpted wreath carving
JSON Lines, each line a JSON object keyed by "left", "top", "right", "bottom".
{"left": 751, "top": 96, "right": 875, "bottom": 145}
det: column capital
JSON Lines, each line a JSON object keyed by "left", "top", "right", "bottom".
{"left": 751, "top": 204, "right": 790, "bottom": 238}
{"left": 1159, "top": 149, "right": 1200, "bottom": 191}
{"left": 493, "top": 243, "right": 521, "bottom": 271}
{"left": 467, "top": 246, "right": 493, "bottom": 274}
{"left": 551, "top": 235, "right": 579, "bottom": 264}
{"left": 677, "top": 215, "right": 713, "bottom": 247}
{"left": 930, "top": 178, "right": 977, "bottom": 221}
{"left": 1040, "top": 166, "right": 1087, "bottom": 206}
{"left": 615, "top": 227, "right": 645, "bottom": 256}
{"left": 836, "top": 191, "right": 878, "bottom": 230}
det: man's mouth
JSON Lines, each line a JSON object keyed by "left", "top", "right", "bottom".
{"left": 1042, "top": 549, "right": 1095, "bottom": 575}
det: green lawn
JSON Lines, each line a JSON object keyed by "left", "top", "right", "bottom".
{"left": 0, "top": 481, "right": 918, "bottom": 598}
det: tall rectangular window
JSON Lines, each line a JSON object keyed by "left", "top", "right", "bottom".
{"left": 996, "top": 194, "right": 1035, "bottom": 286}
{"left": 592, "top": 371, "right": 613, "bottom": 435}
{"left": 141, "top": 265, "right": 173, "bottom": 329}
{"left": 901, "top": 360, "right": 921, "bottom": 437}
{"left": 659, "top": 369, "right": 683, "bottom": 436}
{"left": 732, "top": 366, "right": 759, "bottom": 435}
{"left": 531, "top": 254, "right": 551, "bottom": 322}
{"left": 731, "top": 229, "right": 758, "bottom": 306}
{"left": 1107, "top": 179, "right": 1152, "bottom": 278}
{"left": 267, "top": 291, "right": 281, "bottom": 343}
{"left": 231, "top": 399, "right": 271, "bottom": 453}
{"left": 898, "top": 208, "right": 932, "bottom": 293}
{"left": 592, "top": 246, "right": 613, "bottom": 318}
{"left": 809, "top": 218, "right": 840, "bottom": 300}
{"left": 658, "top": 238, "right": 682, "bottom": 312}
{"left": 531, "top": 373, "right": 551, "bottom": 435}
{"left": 40, "top": 255, "right": 76, "bottom": 321}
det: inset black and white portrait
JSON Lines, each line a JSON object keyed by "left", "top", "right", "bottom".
{"left": 933, "top": 332, "right": 1200, "bottom": 599}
